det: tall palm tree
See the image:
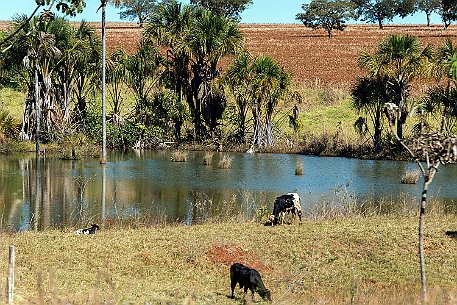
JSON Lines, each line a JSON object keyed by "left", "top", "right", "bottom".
{"left": 225, "top": 51, "right": 254, "bottom": 144}
{"left": 359, "top": 34, "right": 433, "bottom": 141}
{"left": 187, "top": 8, "right": 243, "bottom": 139}
{"left": 251, "top": 55, "right": 290, "bottom": 146}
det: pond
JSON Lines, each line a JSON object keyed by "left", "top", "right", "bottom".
{"left": 1, "top": 150, "right": 456, "bottom": 231}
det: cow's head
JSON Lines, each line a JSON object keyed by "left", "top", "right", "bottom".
{"left": 259, "top": 289, "right": 272, "bottom": 301}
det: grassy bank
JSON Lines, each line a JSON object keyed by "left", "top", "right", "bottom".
{"left": 1, "top": 215, "right": 457, "bottom": 304}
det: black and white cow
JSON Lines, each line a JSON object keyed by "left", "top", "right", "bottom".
{"left": 230, "top": 263, "right": 271, "bottom": 301}
{"left": 74, "top": 224, "right": 100, "bottom": 235}
{"left": 270, "top": 193, "right": 302, "bottom": 225}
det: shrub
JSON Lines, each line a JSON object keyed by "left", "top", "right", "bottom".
{"left": 401, "top": 170, "right": 420, "bottom": 184}
{"left": 295, "top": 160, "right": 303, "bottom": 175}
{"left": 171, "top": 150, "right": 187, "bottom": 162}
{"left": 218, "top": 155, "right": 232, "bottom": 169}
{"left": 203, "top": 152, "right": 213, "bottom": 165}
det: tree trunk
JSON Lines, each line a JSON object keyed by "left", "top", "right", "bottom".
{"left": 378, "top": 18, "right": 383, "bottom": 29}
{"left": 101, "top": 0, "right": 107, "bottom": 164}
{"left": 34, "top": 67, "right": 40, "bottom": 157}
{"left": 374, "top": 109, "right": 382, "bottom": 153}
{"left": 419, "top": 164, "right": 438, "bottom": 302}
{"left": 426, "top": 13, "right": 431, "bottom": 27}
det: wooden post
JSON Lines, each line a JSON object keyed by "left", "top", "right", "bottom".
{"left": 8, "top": 245, "right": 15, "bottom": 304}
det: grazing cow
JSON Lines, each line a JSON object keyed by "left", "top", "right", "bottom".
{"left": 446, "top": 230, "right": 457, "bottom": 238}
{"left": 230, "top": 263, "right": 271, "bottom": 301}
{"left": 74, "top": 224, "right": 100, "bottom": 235}
{"left": 271, "top": 193, "right": 302, "bottom": 225}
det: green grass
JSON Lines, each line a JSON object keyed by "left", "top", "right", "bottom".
{"left": 1, "top": 215, "right": 457, "bottom": 304}
{"left": 0, "top": 87, "right": 25, "bottom": 121}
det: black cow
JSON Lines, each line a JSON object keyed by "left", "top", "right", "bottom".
{"left": 230, "top": 263, "right": 271, "bottom": 301}
{"left": 271, "top": 193, "right": 302, "bottom": 225}
{"left": 74, "top": 224, "right": 100, "bottom": 235}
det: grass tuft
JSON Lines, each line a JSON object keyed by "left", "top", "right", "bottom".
{"left": 203, "top": 151, "right": 213, "bottom": 165}
{"left": 218, "top": 155, "right": 232, "bottom": 169}
{"left": 295, "top": 159, "right": 303, "bottom": 175}
{"left": 171, "top": 150, "right": 188, "bottom": 162}
{"left": 401, "top": 170, "right": 420, "bottom": 184}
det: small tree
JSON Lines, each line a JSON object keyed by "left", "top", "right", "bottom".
{"left": 296, "top": 0, "right": 355, "bottom": 38}
{"left": 351, "top": 0, "right": 397, "bottom": 28}
{"left": 385, "top": 103, "right": 457, "bottom": 302}
{"left": 115, "top": 0, "right": 157, "bottom": 27}
{"left": 190, "top": 0, "right": 253, "bottom": 21}
{"left": 437, "top": 0, "right": 457, "bottom": 29}
{"left": 417, "top": 0, "right": 441, "bottom": 26}
{"left": 351, "top": 76, "right": 391, "bottom": 152}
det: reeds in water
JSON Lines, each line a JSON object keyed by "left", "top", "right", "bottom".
{"left": 218, "top": 155, "right": 232, "bottom": 169}
{"left": 295, "top": 160, "right": 303, "bottom": 175}
{"left": 203, "top": 152, "right": 213, "bottom": 165}
{"left": 171, "top": 150, "right": 187, "bottom": 162}
{"left": 401, "top": 170, "right": 419, "bottom": 184}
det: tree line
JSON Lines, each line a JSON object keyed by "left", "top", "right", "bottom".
{"left": 296, "top": 0, "right": 457, "bottom": 37}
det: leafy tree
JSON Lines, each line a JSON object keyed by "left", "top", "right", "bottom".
{"left": 190, "top": 0, "right": 252, "bottom": 21}
{"left": 417, "top": 0, "right": 441, "bottom": 26}
{"left": 296, "top": 0, "right": 355, "bottom": 38}
{"left": 351, "top": 76, "right": 391, "bottom": 152}
{"left": 437, "top": 0, "right": 457, "bottom": 28}
{"left": 351, "top": 0, "right": 416, "bottom": 29}
{"left": 358, "top": 35, "right": 433, "bottom": 142}
{"left": 115, "top": 0, "right": 157, "bottom": 27}
{"left": 351, "top": 0, "right": 396, "bottom": 28}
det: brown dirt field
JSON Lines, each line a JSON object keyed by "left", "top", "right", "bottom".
{"left": 2, "top": 21, "right": 457, "bottom": 89}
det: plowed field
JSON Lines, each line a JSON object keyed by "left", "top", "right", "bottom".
{"left": 2, "top": 21, "right": 457, "bottom": 89}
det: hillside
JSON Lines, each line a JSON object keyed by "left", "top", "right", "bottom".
{"left": 1, "top": 21, "right": 457, "bottom": 89}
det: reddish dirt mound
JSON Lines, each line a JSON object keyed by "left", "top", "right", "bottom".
{"left": 206, "top": 245, "right": 270, "bottom": 273}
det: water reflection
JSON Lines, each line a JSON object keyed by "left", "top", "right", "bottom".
{"left": 0, "top": 151, "right": 456, "bottom": 231}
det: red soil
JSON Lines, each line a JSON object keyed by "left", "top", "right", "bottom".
{"left": 2, "top": 21, "right": 457, "bottom": 88}
{"left": 205, "top": 245, "right": 270, "bottom": 273}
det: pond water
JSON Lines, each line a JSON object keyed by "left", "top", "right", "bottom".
{"left": 1, "top": 150, "right": 456, "bottom": 231}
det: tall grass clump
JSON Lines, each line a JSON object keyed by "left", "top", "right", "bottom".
{"left": 171, "top": 150, "right": 187, "bottom": 162}
{"left": 218, "top": 154, "right": 232, "bottom": 169}
{"left": 203, "top": 151, "right": 213, "bottom": 165}
{"left": 295, "top": 160, "right": 303, "bottom": 175}
{"left": 401, "top": 170, "right": 420, "bottom": 184}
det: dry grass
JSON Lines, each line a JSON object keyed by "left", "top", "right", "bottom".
{"left": 401, "top": 170, "right": 420, "bottom": 184}
{"left": 295, "top": 160, "right": 303, "bottom": 176}
{"left": 171, "top": 150, "right": 188, "bottom": 162}
{"left": 203, "top": 151, "right": 213, "bottom": 165}
{"left": 218, "top": 155, "right": 233, "bottom": 169}
{"left": 1, "top": 215, "right": 457, "bottom": 304}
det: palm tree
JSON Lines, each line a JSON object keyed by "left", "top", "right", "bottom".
{"left": 225, "top": 51, "right": 254, "bottom": 144}
{"left": 351, "top": 76, "right": 391, "bottom": 152}
{"left": 251, "top": 55, "right": 290, "bottom": 146}
{"left": 106, "top": 49, "right": 127, "bottom": 124}
{"left": 359, "top": 34, "right": 433, "bottom": 142}
{"left": 146, "top": 1, "right": 243, "bottom": 140}
{"left": 146, "top": 0, "right": 193, "bottom": 143}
